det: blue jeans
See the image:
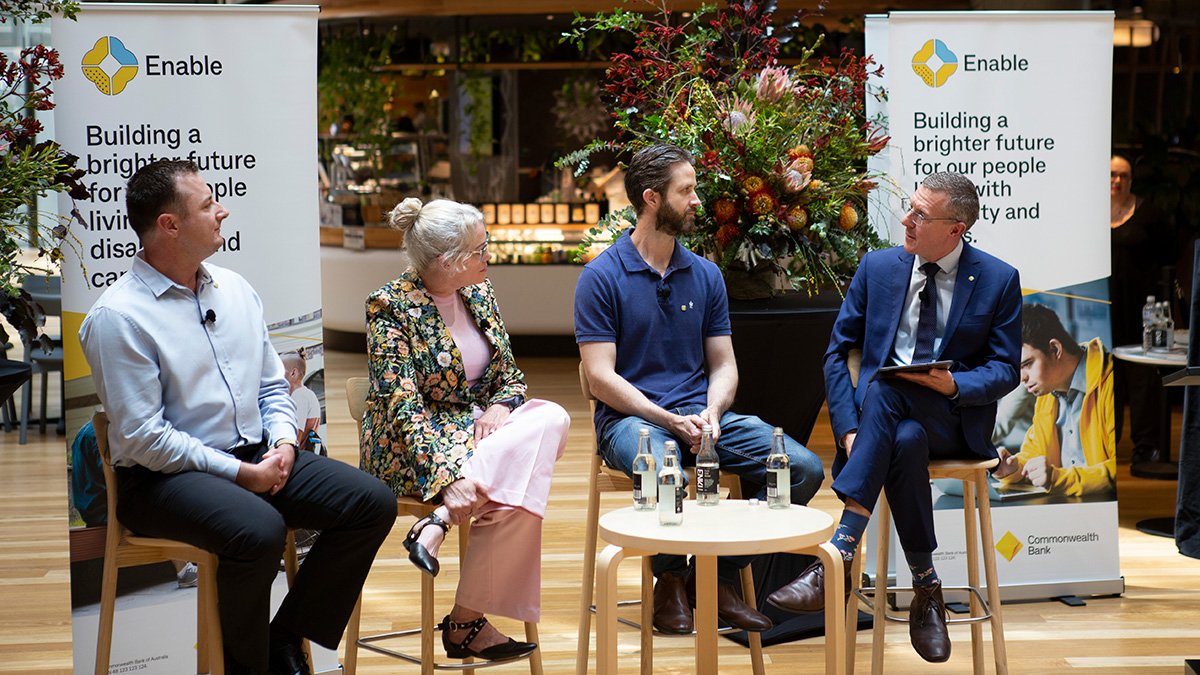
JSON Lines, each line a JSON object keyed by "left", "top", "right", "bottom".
{"left": 599, "top": 406, "right": 824, "bottom": 584}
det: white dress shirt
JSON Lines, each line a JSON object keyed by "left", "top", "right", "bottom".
{"left": 892, "top": 239, "right": 964, "bottom": 366}
{"left": 80, "top": 253, "right": 298, "bottom": 481}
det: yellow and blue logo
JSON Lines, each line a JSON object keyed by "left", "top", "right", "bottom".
{"left": 81, "top": 36, "right": 138, "bottom": 95}
{"left": 912, "top": 39, "right": 957, "bottom": 88}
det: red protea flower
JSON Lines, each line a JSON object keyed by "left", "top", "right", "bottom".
{"left": 749, "top": 189, "right": 779, "bottom": 216}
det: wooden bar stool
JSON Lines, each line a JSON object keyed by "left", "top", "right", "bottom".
{"left": 849, "top": 458, "right": 1009, "bottom": 675}
{"left": 93, "top": 411, "right": 307, "bottom": 675}
{"left": 575, "top": 363, "right": 765, "bottom": 675}
{"left": 342, "top": 377, "right": 542, "bottom": 675}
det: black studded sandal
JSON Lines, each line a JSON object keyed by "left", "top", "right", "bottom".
{"left": 438, "top": 615, "right": 537, "bottom": 661}
{"left": 402, "top": 512, "right": 449, "bottom": 577}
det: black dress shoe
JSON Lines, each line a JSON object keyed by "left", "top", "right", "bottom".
{"left": 685, "top": 569, "right": 773, "bottom": 632}
{"left": 766, "top": 560, "right": 849, "bottom": 613}
{"left": 1131, "top": 444, "right": 1162, "bottom": 465}
{"left": 438, "top": 615, "right": 537, "bottom": 661}
{"left": 403, "top": 512, "right": 450, "bottom": 577}
{"left": 268, "top": 640, "right": 312, "bottom": 675}
{"left": 652, "top": 571, "right": 694, "bottom": 634}
{"left": 909, "top": 583, "right": 951, "bottom": 663}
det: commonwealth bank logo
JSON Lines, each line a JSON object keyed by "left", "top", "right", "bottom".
{"left": 995, "top": 531, "right": 1022, "bottom": 562}
{"left": 912, "top": 39, "right": 957, "bottom": 88}
{"left": 82, "top": 36, "right": 138, "bottom": 95}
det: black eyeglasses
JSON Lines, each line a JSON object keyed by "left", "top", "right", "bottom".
{"left": 901, "top": 197, "right": 959, "bottom": 228}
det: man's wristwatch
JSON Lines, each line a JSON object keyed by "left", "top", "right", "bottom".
{"left": 273, "top": 438, "right": 298, "bottom": 449}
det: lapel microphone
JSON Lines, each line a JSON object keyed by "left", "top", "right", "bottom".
{"left": 201, "top": 309, "right": 217, "bottom": 325}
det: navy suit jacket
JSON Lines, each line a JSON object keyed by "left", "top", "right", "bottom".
{"left": 823, "top": 242, "right": 1023, "bottom": 459}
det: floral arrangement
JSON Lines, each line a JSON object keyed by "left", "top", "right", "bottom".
{"left": 560, "top": 0, "right": 890, "bottom": 295}
{"left": 1, "top": 0, "right": 87, "bottom": 349}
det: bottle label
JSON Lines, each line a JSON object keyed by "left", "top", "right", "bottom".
{"left": 696, "top": 466, "right": 718, "bottom": 495}
{"left": 766, "top": 470, "right": 778, "bottom": 499}
{"left": 674, "top": 485, "right": 684, "bottom": 513}
{"left": 634, "top": 473, "right": 643, "bottom": 501}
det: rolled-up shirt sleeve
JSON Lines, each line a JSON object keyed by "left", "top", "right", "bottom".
{"left": 81, "top": 305, "right": 242, "bottom": 480}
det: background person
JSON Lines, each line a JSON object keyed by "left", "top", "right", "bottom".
{"left": 1110, "top": 153, "right": 1170, "bottom": 464}
{"left": 362, "top": 197, "right": 570, "bottom": 662}
{"left": 80, "top": 159, "right": 396, "bottom": 675}
{"left": 768, "top": 172, "right": 1021, "bottom": 664}
{"left": 281, "top": 350, "right": 321, "bottom": 452}
{"left": 995, "top": 303, "right": 1116, "bottom": 496}
{"left": 574, "top": 143, "right": 825, "bottom": 635}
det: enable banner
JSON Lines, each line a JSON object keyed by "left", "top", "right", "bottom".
{"left": 868, "top": 11, "right": 1122, "bottom": 601}
{"left": 52, "top": 5, "right": 332, "bottom": 673}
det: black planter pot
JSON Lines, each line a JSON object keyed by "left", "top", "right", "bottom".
{"left": 728, "top": 292, "right": 842, "bottom": 446}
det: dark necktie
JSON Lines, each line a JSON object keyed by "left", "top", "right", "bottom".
{"left": 912, "top": 262, "right": 940, "bottom": 364}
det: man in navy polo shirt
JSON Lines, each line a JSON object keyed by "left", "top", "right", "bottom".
{"left": 575, "top": 144, "right": 825, "bottom": 634}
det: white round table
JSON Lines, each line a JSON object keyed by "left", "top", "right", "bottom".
{"left": 595, "top": 500, "right": 843, "bottom": 675}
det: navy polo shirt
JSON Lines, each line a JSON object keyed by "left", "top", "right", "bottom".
{"left": 574, "top": 232, "right": 731, "bottom": 436}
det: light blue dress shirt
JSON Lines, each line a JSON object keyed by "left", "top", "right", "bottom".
{"left": 80, "top": 253, "right": 298, "bottom": 481}
{"left": 1054, "top": 357, "right": 1089, "bottom": 469}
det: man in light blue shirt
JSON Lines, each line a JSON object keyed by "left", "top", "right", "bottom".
{"left": 80, "top": 159, "right": 395, "bottom": 675}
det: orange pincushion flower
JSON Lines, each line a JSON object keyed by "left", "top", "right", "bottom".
{"left": 786, "top": 206, "right": 809, "bottom": 231}
{"left": 742, "top": 175, "right": 766, "bottom": 194}
{"left": 787, "top": 144, "right": 813, "bottom": 160}
{"left": 713, "top": 197, "right": 738, "bottom": 224}
{"left": 716, "top": 223, "right": 740, "bottom": 248}
{"left": 749, "top": 190, "right": 779, "bottom": 216}
{"left": 839, "top": 203, "right": 859, "bottom": 230}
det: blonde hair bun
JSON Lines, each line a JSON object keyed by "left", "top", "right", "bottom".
{"left": 388, "top": 197, "right": 424, "bottom": 233}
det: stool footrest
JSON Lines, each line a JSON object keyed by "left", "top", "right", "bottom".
{"left": 854, "top": 584, "right": 993, "bottom": 625}
{"left": 358, "top": 628, "right": 536, "bottom": 671}
{"left": 588, "top": 601, "right": 744, "bottom": 636}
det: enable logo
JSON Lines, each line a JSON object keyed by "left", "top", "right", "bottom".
{"left": 912, "top": 39, "right": 957, "bottom": 88}
{"left": 81, "top": 36, "right": 138, "bottom": 96}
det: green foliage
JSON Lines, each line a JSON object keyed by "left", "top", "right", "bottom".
{"left": 318, "top": 29, "right": 398, "bottom": 167}
{"left": 0, "top": 0, "right": 86, "bottom": 348}
{"left": 557, "top": 0, "right": 891, "bottom": 293}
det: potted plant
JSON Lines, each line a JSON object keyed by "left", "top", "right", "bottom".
{"left": 1, "top": 0, "right": 88, "bottom": 399}
{"left": 559, "top": 0, "right": 889, "bottom": 299}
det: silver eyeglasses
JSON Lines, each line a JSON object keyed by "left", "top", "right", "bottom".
{"left": 901, "top": 197, "right": 960, "bottom": 227}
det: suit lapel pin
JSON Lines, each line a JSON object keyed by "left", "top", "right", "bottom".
{"left": 969, "top": 276, "right": 975, "bottom": 282}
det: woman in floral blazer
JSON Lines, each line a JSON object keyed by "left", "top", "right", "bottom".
{"left": 362, "top": 198, "right": 569, "bottom": 662}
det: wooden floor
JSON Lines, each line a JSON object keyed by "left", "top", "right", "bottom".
{"left": 2, "top": 350, "right": 1198, "bottom": 674}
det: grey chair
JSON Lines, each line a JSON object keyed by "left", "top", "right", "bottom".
{"left": 20, "top": 275, "right": 63, "bottom": 444}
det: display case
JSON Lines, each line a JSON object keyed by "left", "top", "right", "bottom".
{"left": 320, "top": 132, "right": 452, "bottom": 226}
{"left": 477, "top": 201, "right": 609, "bottom": 264}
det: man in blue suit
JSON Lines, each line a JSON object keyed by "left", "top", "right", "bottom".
{"left": 767, "top": 172, "right": 1022, "bottom": 662}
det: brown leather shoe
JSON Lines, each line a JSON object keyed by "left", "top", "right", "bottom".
{"left": 909, "top": 583, "right": 951, "bottom": 663}
{"left": 652, "top": 572, "right": 694, "bottom": 634}
{"left": 766, "top": 560, "right": 849, "bottom": 614}
{"left": 685, "top": 571, "right": 773, "bottom": 632}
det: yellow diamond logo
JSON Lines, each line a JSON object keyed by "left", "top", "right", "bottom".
{"left": 996, "top": 531, "right": 1022, "bottom": 562}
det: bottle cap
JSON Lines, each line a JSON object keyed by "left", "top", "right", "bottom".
{"left": 749, "top": 498, "right": 760, "bottom": 506}
{"left": 701, "top": 423, "right": 712, "bottom": 432}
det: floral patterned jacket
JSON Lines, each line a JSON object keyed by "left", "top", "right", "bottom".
{"left": 361, "top": 271, "right": 527, "bottom": 501}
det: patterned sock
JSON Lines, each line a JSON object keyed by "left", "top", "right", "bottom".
{"left": 831, "top": 510, "right": 870, "bottom": 562}
{"left": 904, "top": 550, "right": 940, "bottom": 587}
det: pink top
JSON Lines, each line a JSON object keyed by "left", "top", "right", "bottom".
{"left": 430, "top": 290, "right": 494, "bottom": 388}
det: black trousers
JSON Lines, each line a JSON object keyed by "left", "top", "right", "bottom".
{"left": 117, "top": 444, "right": 397, "bottom": 672}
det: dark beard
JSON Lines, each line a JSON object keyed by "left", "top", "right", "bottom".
{"left": 656, "top": 199, "right": 695, "bottom": 236}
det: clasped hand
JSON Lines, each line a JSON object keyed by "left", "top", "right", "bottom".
{"left": 235, "top": 443, "right": 296, "bottom": 495}
{"left": 891, "top": 367, "right": 959, "bottom": 397}
{"left": 668, "top": 408, "right": 721, "bottom": 453}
